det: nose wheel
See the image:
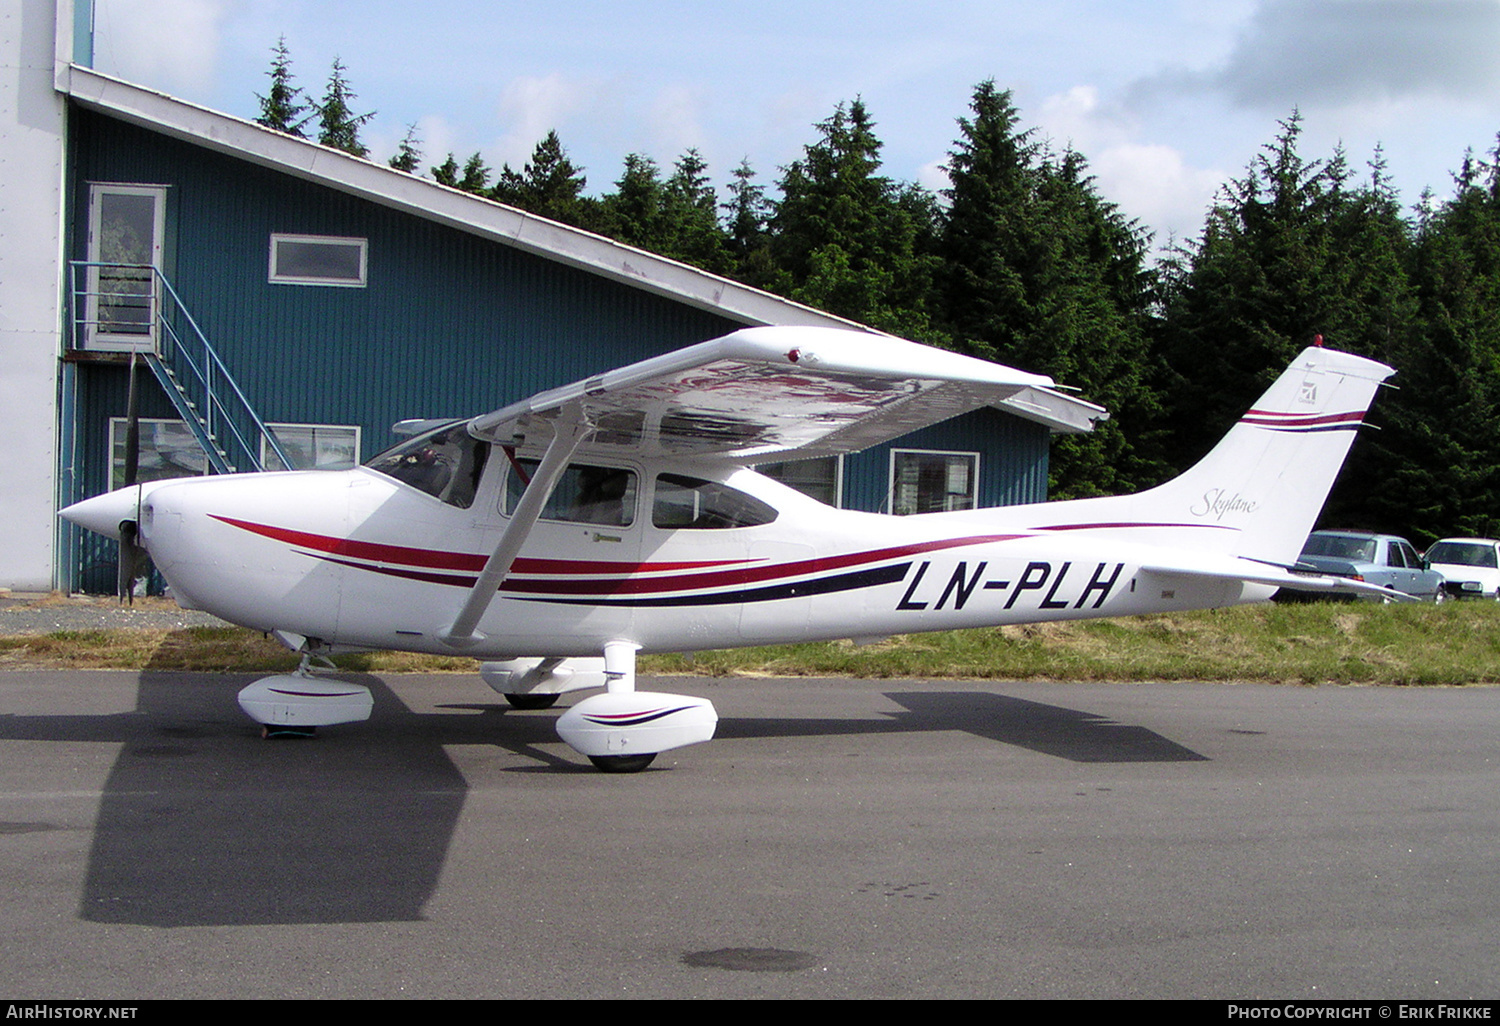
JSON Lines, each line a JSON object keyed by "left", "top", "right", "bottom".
{"left": 588, "top": 753, "right": 657, "bottom": 773}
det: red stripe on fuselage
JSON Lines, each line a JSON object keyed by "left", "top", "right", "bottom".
{"left": 209, "top": 515, "right": 1027, "bottom": 596}
{"left": 209, "top": 515, "right": 751, "bottom": 575}
{"left": 493, "top": 534, "right": 1029, "bottom": 596}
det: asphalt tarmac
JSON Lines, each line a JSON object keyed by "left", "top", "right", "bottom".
{"left": 0, "top": 669, "right": 1497, "bottom": 1000}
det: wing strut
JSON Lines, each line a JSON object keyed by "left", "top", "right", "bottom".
{"left": 442, "top": 403, "right": 591, "bottom": 647}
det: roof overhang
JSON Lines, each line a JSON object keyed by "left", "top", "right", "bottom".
{"left": 56, "top": 64, "right": 1104, "bottom": 435}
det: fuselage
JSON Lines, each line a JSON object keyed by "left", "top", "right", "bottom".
{"left": 106, "top": 452, "right": 1263, "bottom": 658}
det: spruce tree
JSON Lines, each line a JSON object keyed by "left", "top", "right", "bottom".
{"left": 389, "top": 124, "right": 422, "bottom": 173}
{"left": 1352, "top": 144, "right": 1500, "bottom": 543}
{"left": 431, "top": 153, "right": 461, "bottom": 188}
{"left": 255, "top": 37, "right": 310, "bottom": 137}
{"left": 938, "top": 80, "right": 1039, "bottom": 360}
{"left": 459, "top": 152, "right": 493, "bottom": 193}
{"left": 771, "top": 98, "right": 939, "bottom": 338}
{"left": 316, "top": 57, "right": 374, "bottom": 158}
{"left": 662, "top": 149, "right": 728, "bottom": 273}
{"left": 939, "top": 81, "right": 1161, "bottom": 496}
{"left": 1159, "top": 114, "right": 1350, "bottom": 454}
{"left": 491, "top": 131, "right": 590, "bottom": 226}
{"left": 601, "top": 153, "right": 665, "bottom": 248}
{"left": 723, "top": 158, "right": 774, "bottom": 287}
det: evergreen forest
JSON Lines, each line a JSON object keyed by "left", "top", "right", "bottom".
{"left": 258, "top": 47, "right": 1500, "bottom": 547}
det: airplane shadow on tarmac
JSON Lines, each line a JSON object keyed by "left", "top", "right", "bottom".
{"left": 0, "top": 655, "right": 1203, "bottom": 929}
{"left": 704, "top": 688, "right": 1208, "bottom": 764}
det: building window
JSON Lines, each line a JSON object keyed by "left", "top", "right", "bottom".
{"left": 262, "top": 423, "right": 362, "bottom": 471}
{"left": 757, "top": 456, "right": 842, "bottom": 507}
{"left": 890, "top": 450, "right": 978, "bottom": 516}
{"left": 108, "top": 418, "right": 208, "bottom": 489}
{"left": 269, "top": 234, "right": 368, "bottom": 287}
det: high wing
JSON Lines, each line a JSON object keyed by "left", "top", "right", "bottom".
{"left": 467, "top": 326, "right": 1106, "bottom": 460}
{"left": 444, "top": 326, "right": 1104, "bottom": 644}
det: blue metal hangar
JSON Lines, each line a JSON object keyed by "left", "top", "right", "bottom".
{"left": 1, "top": 0, "right": 1104, "bottom": 594}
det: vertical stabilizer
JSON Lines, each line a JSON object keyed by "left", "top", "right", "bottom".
{"left": 1026, "top": 346, "right": 1395, "bottom": 565}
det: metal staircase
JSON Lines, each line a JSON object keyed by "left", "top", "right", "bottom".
{"left": 68, "top": 262, "right": 290, "bottom": 474}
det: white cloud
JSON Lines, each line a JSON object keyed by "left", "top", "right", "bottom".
{"left": 1037, "top": 85, "right": 1133, "bottom": 151}
{"left": 91, "top": 0, "right": 230, "bottom": 95}
{"left": 647, "top": 85, "right": 708, "bottom": 160}
{"left": 1034, "top": 84, "right": 1228, "bottom": 244}
{"left": 1090, "top": 143, "right": 1228, "bottom": 245}
{"left": 491, "top": 73, "right": 603, "bottom": 167}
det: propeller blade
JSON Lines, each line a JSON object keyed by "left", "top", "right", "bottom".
{"left": 123, "top": 352, "right": 140, "bottom": 487}
{"left": 118, "top": 353, "right": 143, "bottom": 604}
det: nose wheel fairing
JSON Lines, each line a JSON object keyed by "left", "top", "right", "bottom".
{"left": 236, "top": 671, "right": 375, "bottom": 729}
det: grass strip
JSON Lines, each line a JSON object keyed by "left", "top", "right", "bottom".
{"left": 3, "top": 601, "right": 1499, "bottom": 684}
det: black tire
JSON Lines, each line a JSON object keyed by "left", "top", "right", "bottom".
{"left": 503, "top": 692, "right": 559, "bottom": 710}
{"left": 588, "top": 753, "right": 656, "bottom": 773}
{"left": 262, "top": 724, "right": 317, "bottom": 739}
{"left": 1433, "top": 585, "right": 1448, "bottom": 604}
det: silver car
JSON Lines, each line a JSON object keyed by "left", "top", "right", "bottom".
{"left": 1286, "top": 530, "right": 1447, "bottom": 602}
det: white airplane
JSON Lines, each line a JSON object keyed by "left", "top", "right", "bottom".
{"left": 62, "top": 326, "right": 1397, "bottom": 770}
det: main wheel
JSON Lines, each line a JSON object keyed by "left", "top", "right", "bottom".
{"left": 588, "top": 753, "right": 656, "bottom": 773}
{"left": 1432, "top": 585, "right": 1448, "bottom": 604}
{"left": 503, "top": 692, "right": 560, "bottom": 710}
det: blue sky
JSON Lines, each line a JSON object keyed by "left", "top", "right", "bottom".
{"left": 89, "top": 0, "right": 1500, "bottom": 249}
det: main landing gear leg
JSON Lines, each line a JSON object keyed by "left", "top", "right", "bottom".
{"left": 555, "top": 641, "right": 718, "bottom": 772}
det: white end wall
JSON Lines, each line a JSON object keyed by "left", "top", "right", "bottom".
{"left": 0, "top": 0, "right": 69, "bottom": 590}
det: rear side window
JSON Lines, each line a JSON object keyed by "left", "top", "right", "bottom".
{"left": 653, "top": 474, "right": 777, "bottom": 530}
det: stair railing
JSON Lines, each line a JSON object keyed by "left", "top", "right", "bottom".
{"left": 68, "top": 261, "right": 291, "bottom": 474}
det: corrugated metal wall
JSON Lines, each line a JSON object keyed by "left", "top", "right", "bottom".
{"left": 839, "top": 408, "right": 1051, "bottom": 513}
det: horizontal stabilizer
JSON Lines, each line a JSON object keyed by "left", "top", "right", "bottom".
{"left": 1140, "top": 555, "right": 1414, "bottom": 602}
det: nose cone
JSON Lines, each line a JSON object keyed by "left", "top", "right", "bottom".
{"left": 59, "top": 485, "right": 143, "bottom": 542}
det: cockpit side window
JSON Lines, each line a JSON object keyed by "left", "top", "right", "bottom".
{"left": 653, "top": 474, "right": 778, "bottom": 529}
{"left": 366, "top": 423, "right": 490, "bottom": 509}
{"left": 504, "top": 459, "right": 637, "bottom": 527}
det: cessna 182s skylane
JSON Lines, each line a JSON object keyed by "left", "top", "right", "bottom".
{"left": 63, "top": 326, "right": 1397, "bottom": 770}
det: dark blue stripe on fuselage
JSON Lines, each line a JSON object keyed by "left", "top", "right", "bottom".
{"left": 520, "top": 562, "right": 912, "bottom": 607}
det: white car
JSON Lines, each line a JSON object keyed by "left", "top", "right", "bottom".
{"left": 1424, "top": 538, "right": 1500, "bottom": 599}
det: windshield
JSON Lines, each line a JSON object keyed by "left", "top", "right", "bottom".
{"left": 366, "top": 421, "right": 489, "bottom": 509}
{"left": 1426, "top": 542, "right": 1498, "bottom": 568}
